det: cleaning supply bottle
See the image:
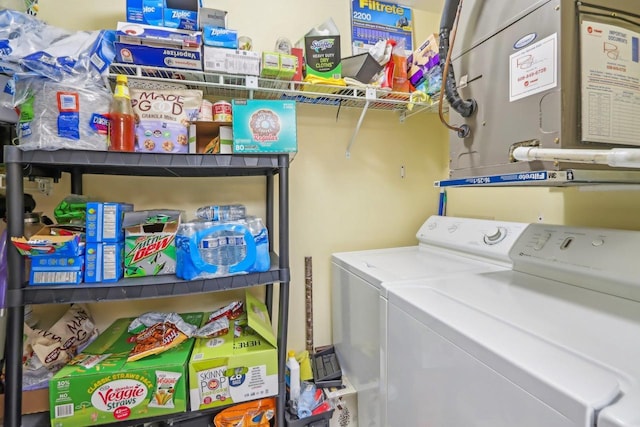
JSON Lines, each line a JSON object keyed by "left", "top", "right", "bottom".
{"left": 285, "top": 350, "right": 301, "bottom": 405}
{"left": 109, "top": 74, "right": 135, "bottom": 152}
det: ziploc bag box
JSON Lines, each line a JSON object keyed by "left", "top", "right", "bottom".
{"left": 126, "top": 0, "right": 164, "bottom": 27}
{"left": 408, "top": 33, "right": 439, "bottom": 88}
{"left": 84, "top": 242, "right": 124, "bottom": 283}
{"left": 115, "top": 22, "right": 202, "bottom": 71}
{"left": 202, "top": 26, "right": 237, "bottom": 49}
{"left": 232, "top": 100, "right": 297, "bottom": 153}
{"left": 163, "top": 0, "right": 201, "bottom": 31}
{"left": 49, "top": 313, "right": 203, "bottom": 427}
{"left": 188, "top": 292, "right": 277, "bottom": 410}
{"left": 86, "top": 202, "right": 134, "bottom": 243}
{"left": 123, "top": 210, "right": 182, "bottom": 277}
{"left": 29, "top": 254, "right": 84, "bottom": 285}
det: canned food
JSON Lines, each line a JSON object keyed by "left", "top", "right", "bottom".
{"left": 213, "top": 100, "right": 232, "bottom": 123}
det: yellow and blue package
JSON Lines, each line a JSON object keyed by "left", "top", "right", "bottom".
{"left": 175, "top": 217, "right": 270, "bottom": 280}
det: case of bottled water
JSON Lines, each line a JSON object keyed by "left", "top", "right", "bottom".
{"left": 175, "top": 216, "right": 270, "bottom": 280}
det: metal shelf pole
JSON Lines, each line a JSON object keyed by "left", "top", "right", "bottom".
{"left": 4, "top": 158, "right": 25, "bottom": 427}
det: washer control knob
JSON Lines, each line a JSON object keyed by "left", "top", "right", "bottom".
{"left": 483, "top": 227, "right": 506, "bottom": 245}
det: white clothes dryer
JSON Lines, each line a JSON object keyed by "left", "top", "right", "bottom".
{"left": 387, "top": 223, "right": 640, "bottom": 427}
{"left": 331, "top": 215, "right": 528, "bottom": 427}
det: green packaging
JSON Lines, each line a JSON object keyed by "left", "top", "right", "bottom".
{"left": 49, "top": 313, "right": 203, "bottom": 427}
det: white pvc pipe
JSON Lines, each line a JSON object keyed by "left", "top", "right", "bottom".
{"left": 513, "top": 147, "right": 640, "bottom": 168}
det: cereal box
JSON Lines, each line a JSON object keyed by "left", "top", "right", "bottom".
{"left": 232, "top": 100, "right": 297, "bottom": 153}
{"left": 49, "top": 313, "right": 203, "bottom": 427}
{"left": 85, "top": 202, "right": 134, "bottom": 243}
{"left": 188, "top": 292, "right": 278, "bottom": 410}
{"left": 123, "top": 210, "right": 181, "bottom": 277}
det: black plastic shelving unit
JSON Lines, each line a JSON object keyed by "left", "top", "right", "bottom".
{"left": 2, "top": 146, "right": 290, "bottom": 427}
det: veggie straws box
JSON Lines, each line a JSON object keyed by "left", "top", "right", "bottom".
{"left": 49, "top": 313, "right": 203, "bottom": 427}
{"left": 188, "top": 292, "right": 278, "bottom": 410}
{"left": 232, "top": 100, "right": 297, "bottom": 153}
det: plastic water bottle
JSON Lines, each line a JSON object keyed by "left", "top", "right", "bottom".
{"left": 285, "top": 350, "right": 301, "bottom": 405}
{"left": 200, "top": 227, "right": 247, "bottom": 274}
{"left": 109, "top": 75, "right": 135, "bottom": 152}
{"left": 195, "top": 204, "right": 246, "bottom": 222}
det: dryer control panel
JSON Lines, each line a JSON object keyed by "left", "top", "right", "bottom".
{"left": 510, "top": 223, "right": 640, "bottom": 302}
{"left": 417, "top": 216, "right": 528, "bottom": 265}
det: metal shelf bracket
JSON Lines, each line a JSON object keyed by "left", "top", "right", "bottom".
{"left": 346, "top": 88, "right": 376, "bottom": 158}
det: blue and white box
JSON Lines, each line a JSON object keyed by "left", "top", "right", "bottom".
{"left": 115, "top": 22, "right": 203, "bottom": 70}
{"left": 202, "top": 26, "right": 237, "bottom": 49}
{"left": 29, "top": 255, "right": 84, "bottom": 285}
{"left": 85, "top": 202, "right": 134, "bottom": 243}
{"left": 164, "top": 0, "right": 201, "bottom": 30}
{"left": 126, "top": 0, "right": 164, "bottom": 27}
{"left": 84, "top": 242, "right": 124, "bottom": 283}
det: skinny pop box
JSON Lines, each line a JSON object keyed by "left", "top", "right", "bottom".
{"left": 49, "top": 313, "right": 203, "bottom": 427}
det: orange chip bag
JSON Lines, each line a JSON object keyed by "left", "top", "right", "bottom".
{"left": 213, "top": 398, "right": 276, "bottom": 427}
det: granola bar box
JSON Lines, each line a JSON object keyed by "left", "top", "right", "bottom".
{"left": 49, "top": 312, "right": 203, "bottom": 427}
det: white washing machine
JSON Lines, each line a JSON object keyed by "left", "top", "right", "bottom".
{"left": 387, "top": 223, "right": 640, "bottom": 427}
{"left": 331, "top": 215, "right": 528, "bottom": 427}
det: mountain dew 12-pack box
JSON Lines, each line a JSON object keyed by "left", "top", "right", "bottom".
{"left": 49, "top": 312, "right": 203, "bottom": 427}
{"left": 123, "top": 210, "right": 182, "bottom": 277}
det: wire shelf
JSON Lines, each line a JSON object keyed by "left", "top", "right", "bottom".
{"left": 109, "top": 64, "right": 440, "bottom": 116}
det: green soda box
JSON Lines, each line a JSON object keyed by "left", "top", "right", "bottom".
{"left": 123, "top": 210, "right": 181, "bottom": 277}
{"left": 50, "top": 313, "right": 203, "bottom": 427}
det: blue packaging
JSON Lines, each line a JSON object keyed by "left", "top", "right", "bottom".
{"left": 85, "top": 202, "right": 134, "bottom": 243}
{"left": 202, "top": 26, "right": 238, "bottom": 49}
{"left": 115, "top": 43, "right": 202, "bottom": 70}
{"left": 175, "top": 218, "right": 270, "bottom": 280}
{"left": 29, "top": 255, "right": 84, "bottom": 285}
{"left": 84, "top": 242, "right": 124, "bottom": 283}
{"left": 164, "top": 0, "right": 201, "bottom": 30}
{"left": 126, "top": 0, "right": 164, "bottom": 27}
{"left": 232, "top": 100, "right": 298, "bottom": 153}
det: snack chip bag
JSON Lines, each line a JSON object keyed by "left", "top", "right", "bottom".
{"left": 127, "top": 312, "right": 198, "bottom": 362}
{"left": 213, "top": 398, "right": 276, "bottom": 427}
{"left": 148, "top": 370, "right": 182, "bottom": 409}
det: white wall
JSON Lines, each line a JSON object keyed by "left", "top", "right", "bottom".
{"left": 30, "top": 1, "right": 448, "bottom": 352}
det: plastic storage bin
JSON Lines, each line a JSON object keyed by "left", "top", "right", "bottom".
{"left": 285, "top": 408, "right": 335, "bottom": 427}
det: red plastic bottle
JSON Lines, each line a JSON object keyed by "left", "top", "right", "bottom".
{"left": 109, "top": 75, "right": 136, "bottom": 152}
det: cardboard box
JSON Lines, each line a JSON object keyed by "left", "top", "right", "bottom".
{"left": 303, "top": 35, "right": 341, "bottom": 79}
{"left": 408, "top": 33, "right": 440, "bottom": 88}
{"left": 189, "top": 122, "right": 233, "bottom": 154}
{"left": 198, "top": 7, "right": 227, "bottom": 29}
{"left": 11, "top": 225, "right": 83, "bottom": 257}
{"left": 203, "top": 46, "right": 260, "bottom": 75}
{"left": 126, "top": 0, "right": 164, "bottom": 27}
{"left": 49, "top": 313, "right": 203, "bottom": 427}
{"left": 291, "top": 47, "right": 304, "bottom": 81}
{"left": 261, "top": 52, "right": 297, "bottom": 80}
{"left": 85, "top": 202, "right": 134, "bottom": 243}
{"left": 0, "top": 388, "right": 50, "bottom": 421}
{"left": 115, "top": 22, "right": 202, "bottom": 71}
{"left": 203, "top": 26, "right": 237, "bottom": 49}
{"left": 123, "top": 210, "right": 181, "bottom": 277}
{"left": 29, "top": 255, "right": 84, "bottom": 285}
{"left": 324, "top": 376, "right": 358, "bottom": 427}
{"left": 189, "top": 292, "right": 278, "bottom": 410}
{"left": 84, "top": 242, "right": 124, "bottom": 283}
{"left": 232, "top": 100, "right": 297, "bottom": 153}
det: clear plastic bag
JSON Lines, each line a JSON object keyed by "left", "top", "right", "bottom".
{"left": 13, "top": 73, "right": 111, "bottom": 150}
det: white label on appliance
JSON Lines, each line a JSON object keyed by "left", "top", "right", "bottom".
{"left": 509, "top": 33, "right": 558, "bottom": 102}
{"left": 580, "top": 20, "right": 640, "bottom": 146}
